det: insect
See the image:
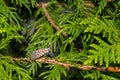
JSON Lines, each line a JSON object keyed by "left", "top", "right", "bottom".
{"left": 30, "top": 48, "right": 50, "bottom": 60}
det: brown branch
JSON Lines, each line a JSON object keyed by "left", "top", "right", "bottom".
{"left": 36, "top": 2, "right": 68, "bottom": 37}
{"left": 36, "top": 2, "right": 84, "bottom": 52}
{"left": 13, "top": 57, "right": 120, "bottom": 73}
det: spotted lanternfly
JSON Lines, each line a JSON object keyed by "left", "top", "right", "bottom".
{"left": 30, "top": 48, "right": 50, "bottom": 60}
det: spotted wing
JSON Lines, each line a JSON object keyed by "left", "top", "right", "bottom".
{"left": 30, "top": 48, "right": 50, "bottom": 60}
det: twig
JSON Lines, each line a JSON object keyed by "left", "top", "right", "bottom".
{"left": 36, "top": 2, "right": 84, "bottom": 52}
{"left": 36, "top": 2, "right": 68, "bottom": 37}
{"left": 35, "top": 57, "right": 120, "bottom": 72}
{"left": 13, "top": 57, "right": 120, "bottom": 73}
{"left": 12, "top": 58, "right": 31, "bottom": 62}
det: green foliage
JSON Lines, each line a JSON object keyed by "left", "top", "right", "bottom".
{"left": 27, "top": 61, "right": 42, "bottom": 77}
{"left": 0, "top": 13, "right": 23, "bottom": 51}
{"left": 39, "top": 65, "right": 67, "bottom": 80}
{"left": 0, "top": 56, "right": 32, "bottom": 80}
{"left": 0, "top": 0, "right": 22, "bottom": 25}
{"left": 0, "top": 0, "right": 32, "bottom": 79}
{"left": 82, "top": 18, "right": 120, "bottom": 67}
{"left": 84, "top": 70, "right": 120, "bottom": 80}
{"left": 97, "top": 0, "right": 107, "bottom": 14}
{"left": 11, "top": 0, "right": 35, "bottom": 13}
{"left": 1, "top": 0, "right": 120, "bottom": 80}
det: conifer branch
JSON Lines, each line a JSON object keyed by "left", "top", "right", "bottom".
{"left": 36, "top": 2, "right": 68, "bottom": 37}
{"left": 13, "top": 57, "right": 120, "bottom": 73}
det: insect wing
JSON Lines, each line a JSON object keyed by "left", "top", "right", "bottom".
{"left": 30, "top": 48, "right": 50, "bottom": 60}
